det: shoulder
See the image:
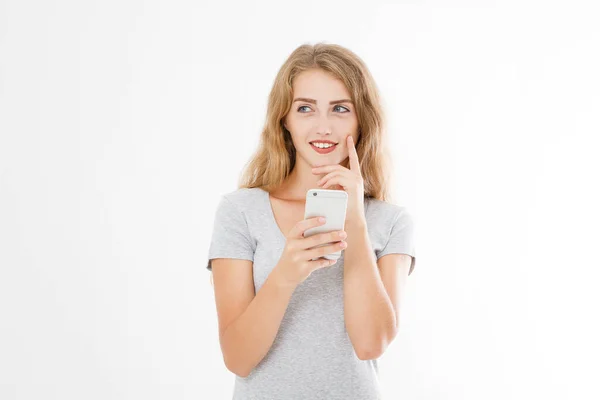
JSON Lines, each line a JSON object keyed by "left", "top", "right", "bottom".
{"left": 366, "top": 198, "right": 413, "bottom": 222}
{"left": 220, "top": 187, "right": 263, "bottom": 210}
{"left": 366, "top": 198, "right": 415, "bottom": 237}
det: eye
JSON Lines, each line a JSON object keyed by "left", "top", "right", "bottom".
{"left": 297, "top": 105, "right": 350, "bottom": 113}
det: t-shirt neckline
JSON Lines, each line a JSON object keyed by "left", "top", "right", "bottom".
{"left": 259, "top": 188, "right": 288, "bottom": 242}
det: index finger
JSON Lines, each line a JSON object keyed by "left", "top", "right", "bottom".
{"left": 291, "top": 216, "right": 326, "bottom": 239}
{"left": 347, "top": 136, "right": 360, "bottom": 173}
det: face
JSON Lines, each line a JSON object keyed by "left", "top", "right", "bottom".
{"left": 283, "top": 68, "right": 360, "bottom": 168}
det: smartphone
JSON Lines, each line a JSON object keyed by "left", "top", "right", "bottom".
{"left": 303, "top": 188, "right": 348, "bottom": 261}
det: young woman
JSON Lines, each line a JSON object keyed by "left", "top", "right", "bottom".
{"left": 206, "top": 42, "right": 416, "bottom": 399}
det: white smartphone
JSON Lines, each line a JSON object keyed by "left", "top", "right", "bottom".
{"left": 303, "top": 188, "right": 348, "bottom": 261}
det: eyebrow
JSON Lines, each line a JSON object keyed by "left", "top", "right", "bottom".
{"left": 293, "top": 97, "right": 353, "bottom": 105}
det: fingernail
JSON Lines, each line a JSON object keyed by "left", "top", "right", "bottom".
{"left": 319, "top": 217, "right": 326, "bottom": 222}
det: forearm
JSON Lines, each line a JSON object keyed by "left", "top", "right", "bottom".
{"left": 343, "top": 220, "right": 396, "bottom": 359}
{"left": 221, "top": 270, "right": 297, "bottom": 377}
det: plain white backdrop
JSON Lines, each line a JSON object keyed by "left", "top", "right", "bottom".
{"left": 1, "top": 0, "right": 599, "bottom": 399}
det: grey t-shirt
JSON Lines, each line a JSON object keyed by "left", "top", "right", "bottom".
{"left": 206, "top": 187, "right": 416, "bottom": 400}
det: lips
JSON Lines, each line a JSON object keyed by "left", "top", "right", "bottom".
{"left": 310, "top": 140, "right": 338, "bottom": 145}
{"left": 310, "top": 142, "right": 337, "bottom": 154}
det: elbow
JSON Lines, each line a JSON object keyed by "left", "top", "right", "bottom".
{"left": 355, "top": 337, "right": 387, "bottom": 360}
{"left": 233, "top": 369, "right": 251, "bottom": 379}
{"left": 220, "top": 329, "right": 254, "bottom": 378}
{"left": 356, "top": 345, "right": 384, "bottom": 361}
{"left": 355, "top": 330, "right": 397, "bottom": 360}
{"left": 223, "top": 354, "right": 252, "bottom": 378}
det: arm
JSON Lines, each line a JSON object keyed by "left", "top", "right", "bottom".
{"left": 212, "top": 258, "right": 297, "bottom": 377}
{"left": 343, "top": 219, "right": 408, "bottom": 360}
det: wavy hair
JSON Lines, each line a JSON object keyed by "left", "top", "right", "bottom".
{"left": 237, "top": 42, "right": 397, "bottom": 202}
{"left": 210, "top": 43, "right": 399, "bottom": 286}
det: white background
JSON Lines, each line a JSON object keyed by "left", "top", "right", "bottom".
{"left": 1, "top": 0, "right": 599, "bottom": 399}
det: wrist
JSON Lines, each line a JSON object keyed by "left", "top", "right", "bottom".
{"left": 268, "top": 267, "right": 300, "bottom": 291}
{"left": 345, "top": 215, "right": 367, "bottom": 231}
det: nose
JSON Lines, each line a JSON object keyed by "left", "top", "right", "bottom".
{"left": 313, "top": 113, "right": 333, "bottom": 136}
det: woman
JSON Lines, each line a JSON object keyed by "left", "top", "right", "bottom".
{"left": 206, "top": 42, "right": 416, "bottom": 399}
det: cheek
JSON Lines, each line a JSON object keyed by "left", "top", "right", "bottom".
{"left": 288, "top": 123, "right": 312, "bottom": 141}
{"left": 285, "top": 117, "right": 307, "bottom": 133}
{"left": 340, "top": 118, "right": 359, "bottom": 134}
{"left": 289, "top": 131, "right": 310, "bottom": 147}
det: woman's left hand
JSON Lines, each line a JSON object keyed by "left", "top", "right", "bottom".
{"left": 312, "top": 136, "right": 366, "bottom": 226}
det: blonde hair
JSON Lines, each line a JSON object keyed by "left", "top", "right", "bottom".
{"left": 210, "top": 43, "right": 400, "bottom": 286}
{"left": 238, "top": 42, "right": 397, "bottom": 202}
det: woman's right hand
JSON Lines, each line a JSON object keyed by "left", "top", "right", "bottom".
{"left": 271, "top": 217, "right": 347, "bottom": 287}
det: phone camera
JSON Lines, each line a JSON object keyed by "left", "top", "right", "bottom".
{"left": 313, "top": 192, "right": 317, "bottom": 196}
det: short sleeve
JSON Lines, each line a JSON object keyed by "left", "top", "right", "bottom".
{"left": 206, "top": 195, "right": 255, "bottom": 271}
{"left": 376, "top": 208, "right": 417, "bottom": 276}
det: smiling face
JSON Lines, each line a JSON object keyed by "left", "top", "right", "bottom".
{"left": 283, "top": 68, "right": 360, "bottom": 168}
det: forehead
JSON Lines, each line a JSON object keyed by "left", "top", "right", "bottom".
{"left": 292, "top": 68, "right": 351, "bottom": 99}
